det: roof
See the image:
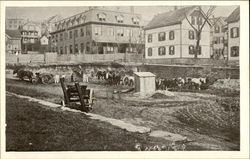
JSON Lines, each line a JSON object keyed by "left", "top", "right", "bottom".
{"left": 209, "top": 16, "right": 227, "bottom": 26}
{"left": 134, "top": 72, "right": 156, "bottom": 77}
{"left": 5, "top": 30, "right": 21, "bottom": 39}
{"left": 144, "top": 6, "right": 196, "bottom": 30}
{"left": 225, "top": 7, "right": 240, "bottom": 23}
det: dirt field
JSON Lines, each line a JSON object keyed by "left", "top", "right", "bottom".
{"left": 5, "top": 72, "right": 240, "bottom": 151}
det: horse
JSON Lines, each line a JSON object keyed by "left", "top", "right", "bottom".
{"left": 13, "top": 68, "right": 33, "bottom": 82}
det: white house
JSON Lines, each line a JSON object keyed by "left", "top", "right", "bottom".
{"left": 225, "top": 7, "right": 240, "bottom": 61}
{"left": 144, "top": 6, "right": 211, "bottom": 59}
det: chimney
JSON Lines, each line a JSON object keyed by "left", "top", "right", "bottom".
{"left": 130, "top": 6, "right": 134, "bottom": 13}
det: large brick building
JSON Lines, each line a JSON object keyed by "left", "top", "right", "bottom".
{"left": 50, "top": 7, "right": 144, "bottom": 55}
{"left": 144, "top": 6, "right": 211, "bottom": 59}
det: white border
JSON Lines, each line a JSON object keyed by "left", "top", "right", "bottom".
{"left": 1, "top": 1, "right": 249, "bottom": 159}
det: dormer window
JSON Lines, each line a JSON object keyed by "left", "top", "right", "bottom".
{"left": 97, "top": 13, "right": 106, "bottom": 21}
{"left": 132, "top": 17, "right": 140, "bottom": 25}
{"left": 79, "top": 15, "right": 86, "bottom": 24}
{"left": 116, "top": 15, "right": 124, "bottom": 23}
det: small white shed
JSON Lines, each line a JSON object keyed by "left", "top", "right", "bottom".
{"left": 134, "top": 72, "right": 156, "bottom": 93}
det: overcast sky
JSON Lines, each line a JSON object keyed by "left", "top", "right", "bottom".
{"left": 6, "top": 6, "right": 238, "bottom": 23}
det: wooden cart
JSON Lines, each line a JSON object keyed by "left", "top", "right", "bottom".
{"left": 60, "top": 78, "right": 95, "bottom": 112}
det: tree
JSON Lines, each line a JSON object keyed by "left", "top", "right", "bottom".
{"left": 184, "top": 6, "right": 216, "bottom": 58}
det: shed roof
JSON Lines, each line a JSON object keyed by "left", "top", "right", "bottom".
{"left": 134, "top": 72, "right": 156, "bottom": 77}
{"left": 225, "top": 7, "right": 240, "bottom": 23}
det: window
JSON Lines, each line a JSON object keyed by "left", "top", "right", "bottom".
{"left": 230, "top": 27, "right": 239, "bottom": 38}
{"left": 116, "top": 15, "right": 124, "bottom": 23}
{"left": 191, "top": 16, "right": 195, "bottom": 25}
{"left": 69, "top": 31, "right": 72, "bottom": 39}
{"left": 214, "top": 25, "right": 220, "bottom": 33}
{"left": 65, "top": 46, "right": 68, "bottom": 54}
{"left": 189, "top": 45, "right": 194, "bottom": 54}
{"left": 107, "top": 46, "right": 114, "bottom": 53}
{"left": 148, "top": 48, "right": 152, "bottom": 56}
{"left": 169, "top": 46, "right": 175, "bottom": 55}
{"left": 64, "top": 32, "right": 68, "bottom": 40}
{"left": 197, "top": 16, "right": 203, "bottom": 25}
{"left": 80, "top": 43, "right": 84, "bottom": 53}
{"left": 148, "top": 34, "right": 152, "bottom": 43}
{"left": 86, "top": 42, "right": 90, "bottom": 52}
{"left": 80, "top": 28, "right": 84, "bottom": 37}
{"left": 231, "top": 46, "right": 239, "bottom": 57}
{"left": 169, "top": 31, "right": 175, "bottom": 40}
{"left": 189, "top": 45, "right": 201, "bottom": 55}
{"left": 75, "top": 44, "right": 78, "bottom": 53}
{"left": 132, "top": 17, "right": 140, "bottom": 25}
{"left": 60, "top": 47, "right": 63, "bottom": 54}
{"left": 189, "top": 30, "right": 195, "bottom": 39}
{"left": 98, "top": 13, "right": 106, "bottom": 21}
{"left": 107, "top": 27, "right": 114, "bottom": 36}
{"left": 158, "top": 47, "right": 166, "bottom": 56}
{"left": 158, "top": 32, "right": 166, "bottom": 41}
{"left": 117, "top": 28, "right": 124, "bottom": 36}
{"left": 55, "top": 34, "right": 58, "bottom": 42}
{"left": 60, "top": 33, "right": 63, "bottom": 41}
{"left": 74, "top": 30, "right": 78, "bottom": 37}
{"left": 70, "top": 45, "right": 73, "bottom": 54}
{"left": 94, "top": 27, "right": 102, "bottom": 35}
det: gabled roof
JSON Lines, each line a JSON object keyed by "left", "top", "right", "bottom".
{"left": 144, "top": 6, "right": 196, "bottom": 30}
{"left": 210, "top": 16, "right": 227, "bottom": 26}
{"left": 225, "top": 7, "right": 240, "bottom": 23}
{"left": 5, "top": 30, "right": 21, "bottom": 39}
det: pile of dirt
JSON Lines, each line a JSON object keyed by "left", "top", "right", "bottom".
{"left": 150, "top": 90, "right": 175, "bottom": 99}
{"left": 210, "top": 79, "right": 240, "bottom": 91}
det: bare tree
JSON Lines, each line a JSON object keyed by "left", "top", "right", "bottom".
{"left": 184, "top": 6, "right": 216, "bottom": 58}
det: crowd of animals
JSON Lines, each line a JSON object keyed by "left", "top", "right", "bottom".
{"left": 155, "top": 77, "right": 214, "bottom": 91}
{"left": 12, "top": 66, "right": 216, "bottom": 91}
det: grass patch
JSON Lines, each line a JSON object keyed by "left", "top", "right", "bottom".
{"left": 6, "top": 95, "right": 158, "bottom": 151}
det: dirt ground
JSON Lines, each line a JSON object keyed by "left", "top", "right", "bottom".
{"left": 5, "top": 72, "right": 240, "bottom": 151}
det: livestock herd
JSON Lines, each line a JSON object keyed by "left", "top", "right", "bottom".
{"left": 12, "top": 67, "right": 215, "bottom": 91}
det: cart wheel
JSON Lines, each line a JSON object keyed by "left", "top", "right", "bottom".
{"left": 41, "top": 75, "right": 50, "bottom": 84}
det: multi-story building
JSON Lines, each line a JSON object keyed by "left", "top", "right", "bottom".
{"left": 144, "top": 6, "right": 211, "bottom": 59}
{"left": 19, "top": 20, "right": 41, "bottom": 53}
{"left": 210, "top": 17, "right": 228, "bottom": 60}
{"left": 41, "top": 14, "right": 62, "bottom": 35}
{"left": 50, "top": 7, "right": 144, "bottom": 55}
{"left": 225, "top": 7, "right": 240, "bottom": 61}
{"left": 5, "top": 18, "right": 24, "bottom": 30}
{"left": 5, "top": 30, "right": 22, "bottom": 54}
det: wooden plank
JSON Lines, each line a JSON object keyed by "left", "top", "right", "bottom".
{"left": 75, "top": 82, "right": 86, "bottom": 111}
{"left": 60, "top": 78, "right": 70, "bottom": 104}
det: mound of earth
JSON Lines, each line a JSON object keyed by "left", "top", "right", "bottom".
{"left": 150, "top": 90, "right": 175, "bottom": 99}
{"left": 210, "top": 79, "right": 240, "bottom": 91}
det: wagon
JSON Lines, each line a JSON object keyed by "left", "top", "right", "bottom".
{"left": 60, "top": 78, "right": 95, "bottom": 112}
{"left": 33, "top": 73, "right": 54, "bottom": 84}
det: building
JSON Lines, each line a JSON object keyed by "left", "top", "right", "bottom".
{"left": 144, "top": 6, "right": 211, "bottom": 59}
{"left": 134, "top": 72, "right": 156, "bottom": 93}
{"left": 41, "top": 14, "right": 63, "bottom": 35}
{"left": 210, "top": 17, "right": 228, "bottom": 60}
{"left": 6, "top": 18, "right": 24, "bottom": 30}
{"left": 225, "top": 7, "right": 240, "bottom": 61}
{"left": 5, "top": 30, "right": 22, "bottom": 54}
{"left": 39, "top": 34, "right": 50, "bottom": 53}
{"left": 19, "top": 20, "right": 41, "bottom": 53}
{"left": 50, "top": 7, "right": 144, "bottom": 55}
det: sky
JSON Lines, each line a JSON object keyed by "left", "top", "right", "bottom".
{"left": 6, "top": 6, "right": 238, "bottom": 24}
